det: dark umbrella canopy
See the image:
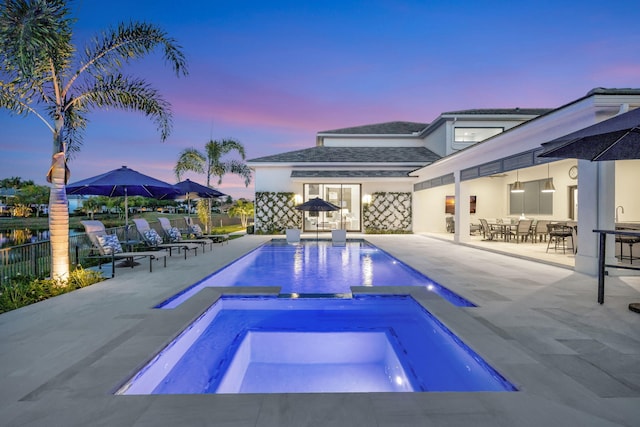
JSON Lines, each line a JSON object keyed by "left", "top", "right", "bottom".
{"left": 66, "top": 166, "right": 180, "bottom": 198}
{"left": 66, "top": 166, "right": 180, "bottom": 237}
{"left": 175, "top": 179, "right": 226, "bottom": 199}
{"left": 294, "top": 197, "right": 340, "bottom": 212}
{"left": 295, "top": 197, "right": 340, "bottom": 240}
{"left": 539, "top": 108, "right": 640, "bottom": 161}
{"left": 174, "top": 179, "right": 225, "bottom": 218}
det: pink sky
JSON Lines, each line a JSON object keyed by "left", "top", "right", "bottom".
{"left": 1, "top": 0, "right": 639, "bottom": 200}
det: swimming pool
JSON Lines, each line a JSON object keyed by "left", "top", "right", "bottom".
{"left": 117, "top": 295, "right": 516, "bottom": 394}
{"left": 158, "top": 240, "right": 474, "bottom": 308}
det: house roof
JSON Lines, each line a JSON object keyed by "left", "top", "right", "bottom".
{"left": 247, "top": 146, "right": 440, "bottom": 164}
{"left": 441, "top": 108, "right": 553, "bottom": 116}
{"left": 318, "top": 121, "right": 429, "bottom": 135}
{"left": 291, "top": 170, "right": 412, "bottom": 178}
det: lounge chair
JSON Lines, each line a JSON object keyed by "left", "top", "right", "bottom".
{"left": 184, "top": 217, "right": 229, "bottom": 244}
{"left": 332, "top": 229, "right": 347, "bottom": 245}
{"left": 158, "top": 217, "right": 214, "bottom": 252}
{"left": 286, "top": 228, "right": 301, "bottom": 243}
{"left": 81, "top": 220, "right": 168, "bottom": 277}
{"left": 132, "top": 218, "right": 199, "bottom": 259}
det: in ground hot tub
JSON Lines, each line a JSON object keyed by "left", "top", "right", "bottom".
{"left": 117, "top": 296, "right": 516, "bottom": 394}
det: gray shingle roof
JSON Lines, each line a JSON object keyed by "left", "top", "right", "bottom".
{"left": 441, "top": 108, "right": 552, "bottom": 116}
{"left": 318, "top": 121, "right": 429, "bottom": 135}
{"left": 291, "top": 170, "right": 412, "bottom": 178}
{"left": 247, "top": 146, "right": 440, "bottom": 164}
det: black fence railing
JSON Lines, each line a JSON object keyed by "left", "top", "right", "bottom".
{"left": 0, "top": 225, "right": 129, "bottom": 285}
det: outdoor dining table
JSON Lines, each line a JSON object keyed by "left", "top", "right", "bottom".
{"left": 487, "top": 222, "right": 517, "bottom": 242}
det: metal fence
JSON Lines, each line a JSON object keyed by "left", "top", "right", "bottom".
{"left": 0, "top": 225, "right": 128, "bottom": 285}
{"left": 0, "top": 217, "right": 232, "bottom": 284}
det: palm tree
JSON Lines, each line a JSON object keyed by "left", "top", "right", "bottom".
{"left": 0, "top": 0, "right": 187, "bottom": 281}
{"left": 174, "top": 139, "right": 252, "bottom": 232}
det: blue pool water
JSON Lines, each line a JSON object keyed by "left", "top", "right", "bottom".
{"left": 118, "top": 296, "right": 516, "bottom": 394}
{"left": 159, "top": 240, "right": 474, "bottom": 308}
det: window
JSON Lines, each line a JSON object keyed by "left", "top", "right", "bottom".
{"left": 453, "top": 127, "right": 503, "bottom": 148}
{"left": 303, "top": 184, "right": 361, "bottom": 232}
{"left": 509, "top": 179, "right": 553, "bottom": 215}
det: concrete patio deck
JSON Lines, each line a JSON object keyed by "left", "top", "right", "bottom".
{"left": 1, "top": 234, "right": 639, "bottom": 426}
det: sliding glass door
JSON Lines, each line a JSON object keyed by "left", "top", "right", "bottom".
{"left": 303, "top": 184, "right": 361, "bottom": 232}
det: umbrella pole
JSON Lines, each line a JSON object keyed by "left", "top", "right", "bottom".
{"left": 124, "top": 188, "right": 129, "bottom": 241}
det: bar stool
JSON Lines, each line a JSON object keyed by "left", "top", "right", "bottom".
{"left": 546, "top": 224, "right": 574, "bottom": 254}
{"left": 616, "top": 234, "right": 640, "bottom": 264}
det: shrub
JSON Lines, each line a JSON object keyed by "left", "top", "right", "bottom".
{"left": 0, "top": 267, "right": 104, "bottom": 314}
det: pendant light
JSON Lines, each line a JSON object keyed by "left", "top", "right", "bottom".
{"left": 541, "top": 163, "right": 556, "bottom": 193}
{"left": 511, "top": 170, "right": 524, "bottom": 193}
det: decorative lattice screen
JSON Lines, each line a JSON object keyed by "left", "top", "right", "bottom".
{"left": 254, "top": 192, "right": 302, "bottom": 234}
{"left": 363, "top": 192, "right": 412, "bottom": 233}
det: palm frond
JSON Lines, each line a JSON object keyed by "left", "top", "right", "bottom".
{"left": 79, "top": 21, "right": 188, "bottom": 81}
{"left": 174, "top": 148, "right": 206, "bottom": 180}
{"left": 226, "top": 160, "right": 252, "bottom": 186}
{"left": 0, "top": 0, "right": 73, "bottom": 81}
{"left": 205, "top": 138, "right": 247, "bottom": 161}
{"left": 72, "top": 74, "right": 173, "bottom": 140}
{"left": 0, "top": 80, "right": 54, "bottom": 131}
{"left": 61, "top": 101, "right": 87, "bottom": 157}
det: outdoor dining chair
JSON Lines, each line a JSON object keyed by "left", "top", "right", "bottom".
{"left": 479, "top": 219, "right": 500, "bottom": 241}
{"left": 510, "top": 219, "right": 533, "bottom": 243}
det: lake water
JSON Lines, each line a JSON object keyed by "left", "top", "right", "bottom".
{"left": 0, "top": 227, "right": 85, "bottom": 249}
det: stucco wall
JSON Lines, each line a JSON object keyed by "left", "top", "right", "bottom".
{"left": 412, "top": 159, "right": 578, "bottom": 233}
{"left": 615, "top": 160, "right": 640, "bottom": 222}
{"left": 253, "top": 168, "right": 297, "bottom": 192}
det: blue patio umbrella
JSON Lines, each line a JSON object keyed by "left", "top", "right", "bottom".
{"left": 66, "top": 166, "right": 180, "bottom": 237}
{"left": 174, "top": 179, "right": 226, "bottom": 218}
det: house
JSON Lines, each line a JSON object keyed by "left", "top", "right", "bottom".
{"left": 247, "top": 87, "right": 640, "bottom": 275}
{"left": 412, "top": 88, "right": 640, "bottom": 275}
{"left": 248, "top": 111, "right": 545, "bottom": 234}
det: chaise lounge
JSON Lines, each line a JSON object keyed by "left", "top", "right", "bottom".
{"left": 81, "top": 220, "right": 168, "bottom": 277}
{"left": 158, "top": 217, "right": 214, "bottom": 252}
{"left": 184, "top": 217, "right": 229, "bottom": 244}
{"left": 132, "top": 218, "right": 200, "bottom": 258}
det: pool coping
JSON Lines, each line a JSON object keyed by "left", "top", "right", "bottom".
{"left": 1, "top": 234, "right": 639, "bottom": 426}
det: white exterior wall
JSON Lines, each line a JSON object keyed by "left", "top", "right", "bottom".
{"left": 615, "top": 160, "right": 640, "bottom": 222}
{"left": 253, "top": 167, "right": 298, "bottom": 192}
{"left": 423, "top": 125, "right": 446, "bottom": 157}
{"left": 361, "top": 181, "right": 414, "bottom": 197}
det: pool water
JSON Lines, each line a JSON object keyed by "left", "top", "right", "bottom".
{"left": 118, "top": 296, "right": 516, "bottom": 394}
{"left": 159, "top": 240, "right": 474, "bottom": 308}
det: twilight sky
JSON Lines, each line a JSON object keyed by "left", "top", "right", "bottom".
{"left": 1, "top": 0, "right": 639, "bottom": 199}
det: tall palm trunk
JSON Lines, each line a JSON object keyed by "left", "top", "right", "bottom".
{"left": 48, "top": 116, "right": 69, "bottom": 281}
{"left": 205, "top": 168, "right": 212, "bottom": 234}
